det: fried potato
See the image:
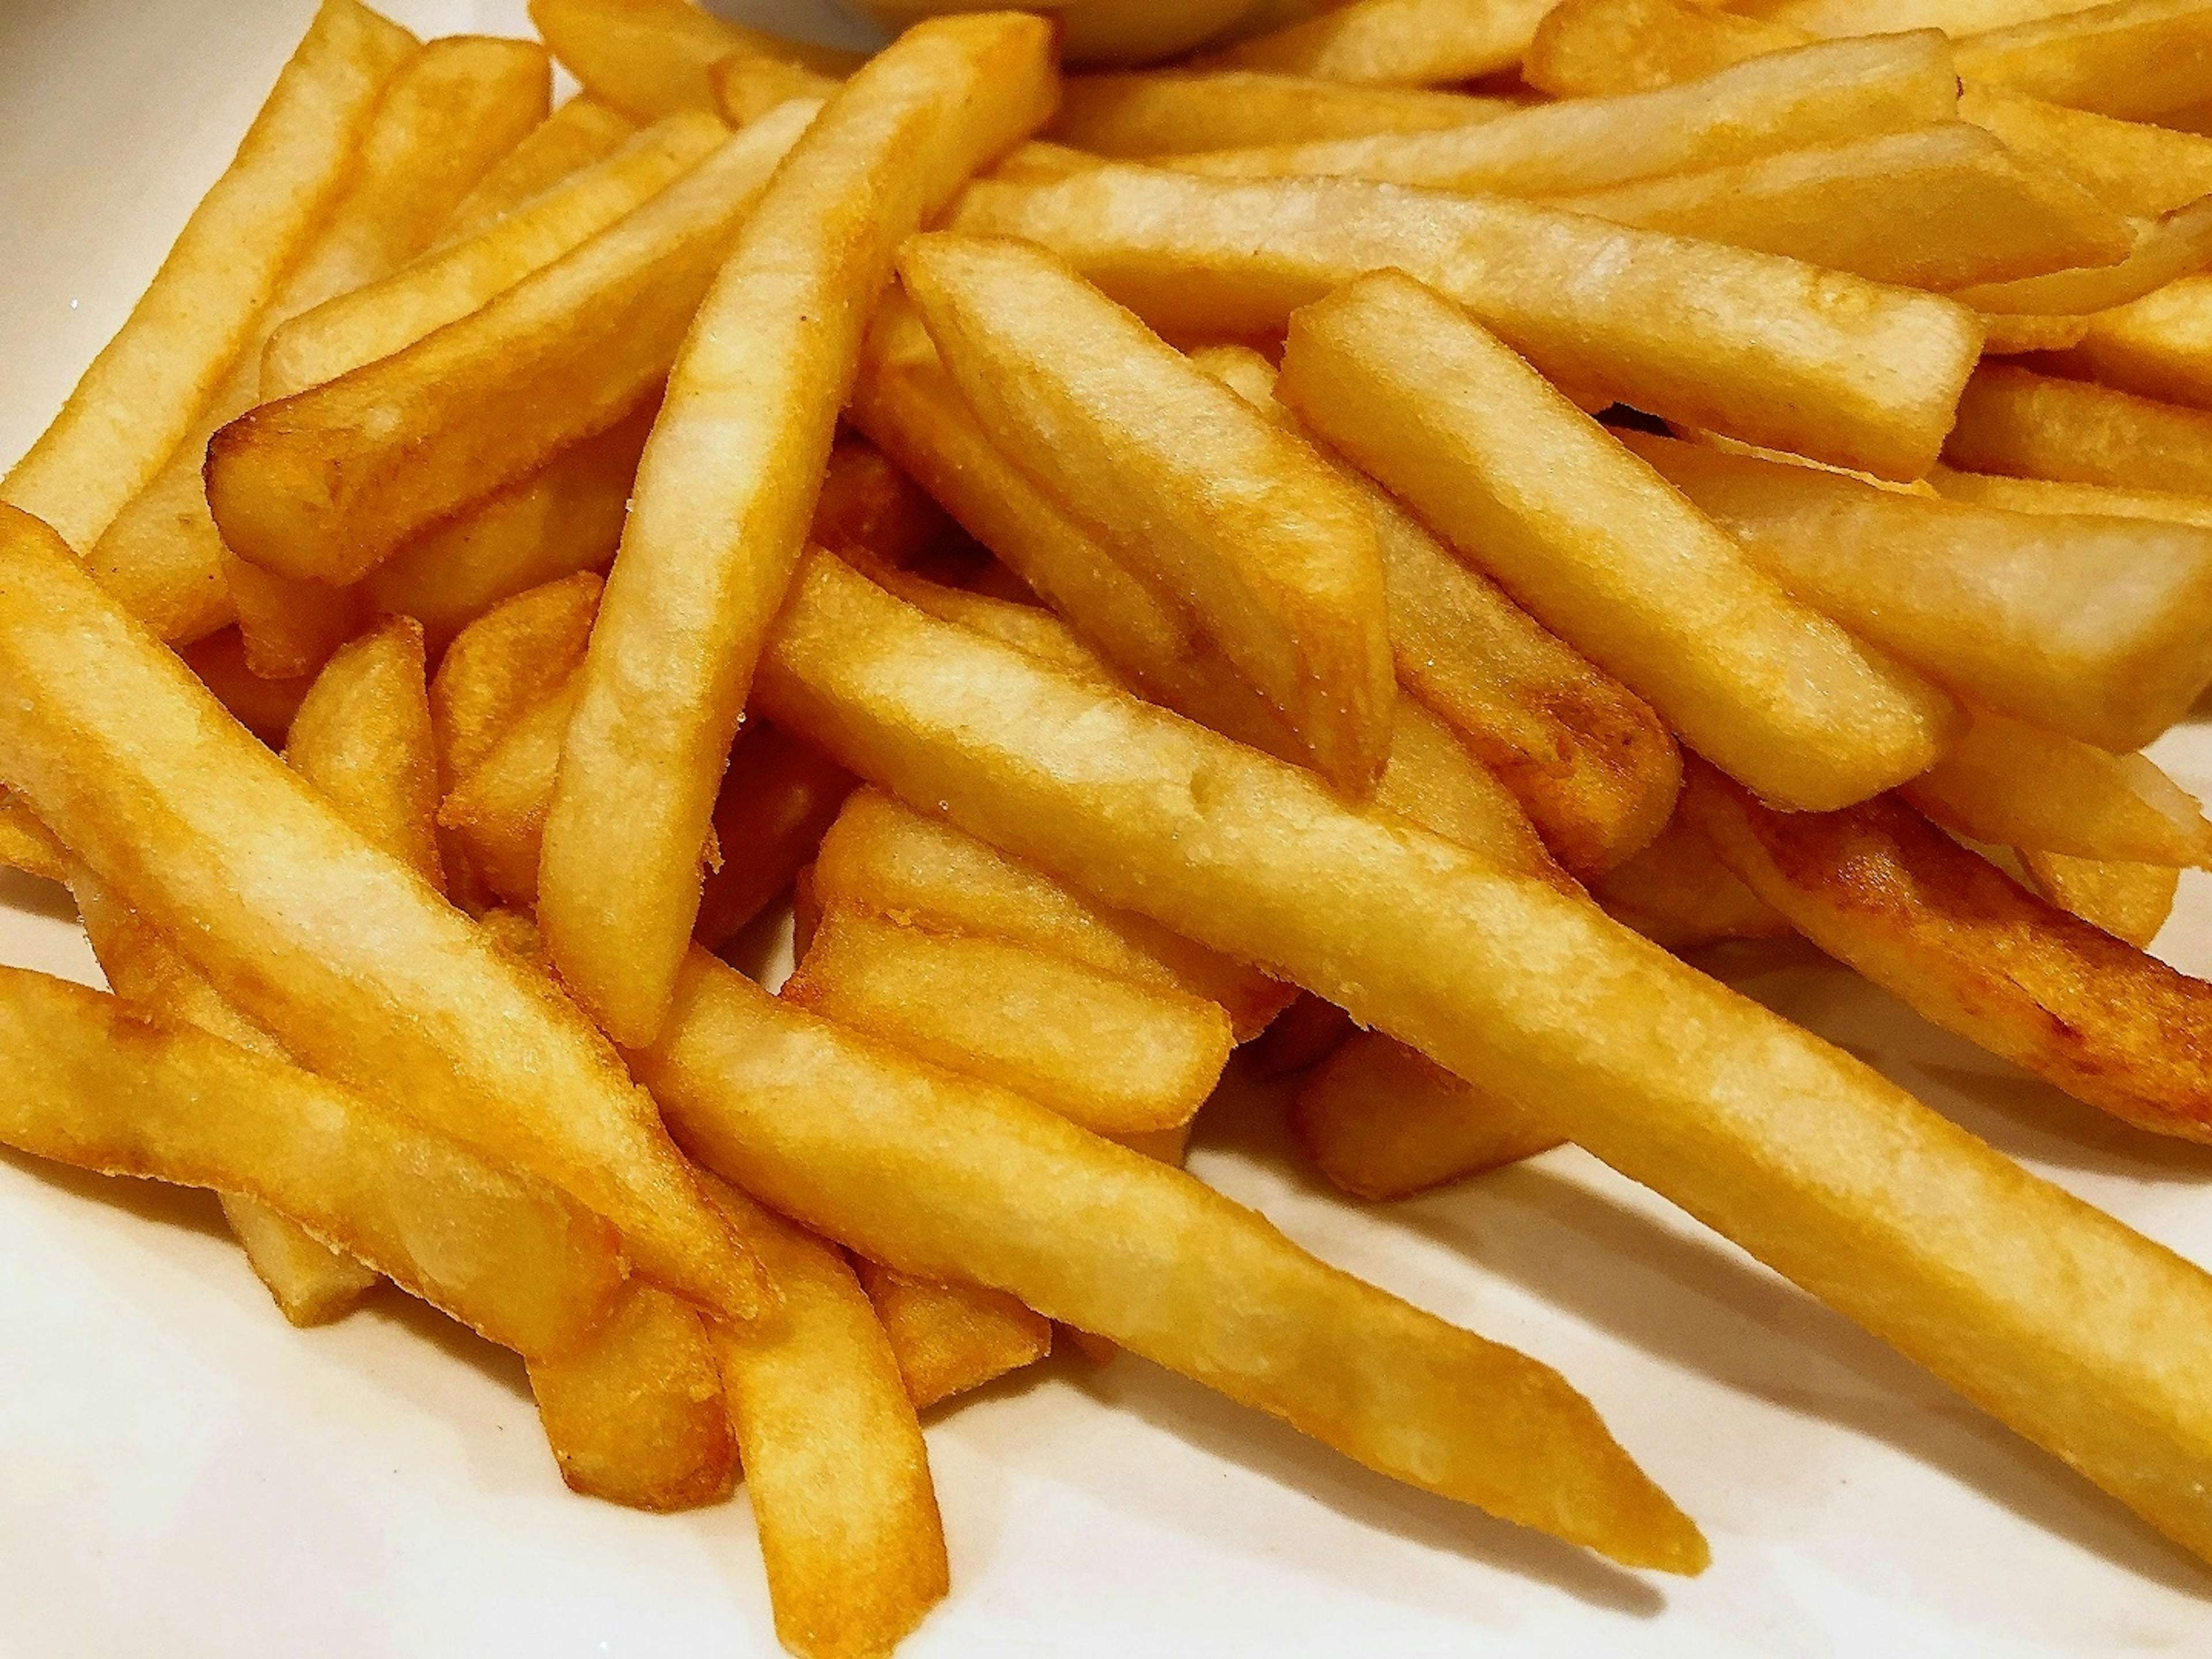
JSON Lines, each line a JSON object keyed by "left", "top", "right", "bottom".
{"left": 1961, "top": 86, "right": 2212, "bottom": 218}
{"left": 702, "top": 1176, "right": 948, "bottom": 1659}
{"left": 1374, "top": 702, "right": 1570, "bottom": 884}
{"left": 1588, "top": 809, "right": 1790, "bottom": 952}
{"left": 708, "top": 49, "right": 843, "bottom": 127}
{"left": 1284, "top": 272, "right": 1959, "bottom": 811}
{"left": 1174, "top": 34, "right": 1959, "bottom": 199}
{"left": 899, "top": 234, "right": 1396, "bottom": 793}
{"left": 1901, "top": 707, "right": 2212, "bottom": 866}
{"left": 1623, "top": 430, "right": 2212, "bottom": 750}
{"left": 953, "top": 165, "right": 1984, "bottom": 479}
{"left": 785, "top": 907, "right": 1234, "bottom": 1138}
{"left": 540, "top": 20, "right": 1058, "bottom": 1050}
{"left": 695, "top": 724, "right": 854, "bottom": 951}
{"left": 1690, "top": 765, "right": 2212, "bottom": 1139}
{"left": 2046, "top": 274, "right": 2212, "bottom": 410}
{"left": 1929, "top": 462, "right": 2212, "bottom": 524}
{"left": 0, "top": 0, "right": 417, "bottom": 554}
{"left": 1547, "top": 125, "right": 2130, "bottom": 290}
{"left": 845, "top": 555, "right": 1120, "bottom": 688}
{"left": 2021, "top": 848, "right": 2180, "bottom": 946}
{"left": 431, "top": 573, "right": 603, "bottom": 790}
{"left": 752, "top": 548, "right": 2212, "bottom": 1567}
{"left": 854, "top": 1259, "right": 1051, "bottom": 1412}
{"left": 0, "top": 963, "right": 623, "bottom": 1358}
{"left": 1955, "top": 0, "right": 2212, "bottom": 122}
{"left": 286, "top": 618, "right": 444, "bottom": 889}
{"left": 1525, "top": 0, "right": 1806, "bottom": 97}
{"left": 1051, "top": 70, "right": 1514, "bottom": 156}
{"left": 1245, "top": 993, "right": 1356, "bottom": 1078}
{"left": 1952, "top": 195, "right": 2212, "bottom": 317}
{"left": 0, "top": 791, "right": 67, "bottom": 885}
{"left": 264, "top": 109, "right": 726, "bottom": 399}
{"left": 526, "top": 1283, "right": 736, "bottom": 1510}
{"left": 1945, "top": 362, "right": 2212, "bottom": 494}
{"left": 177, "top": 630, "right": 313, "bottom": 748}
{"left": 205, "top": 101, "right": 813, "bottom": 589}
{"left": 442, "top": 93, "right": 639, "bottom": 241}
{"left": 1199, "top": 0, "right": 1560, "bottom": 84}
{"left": 1293, "top": 1032, "right": 1562, "bottom": 1202}
{"left": 1775, "top": 0, "right": 2105, "bottom": 32}
{"left": 0, "top": 506, "right": 763, "bottom": 1318}
{"left": 438, "top": 673, "right": 579, "bottom": 905}
{"left": 530, "top": 0, "right": 861, "bottom": 122}
{"left": 641, "top": 947, "right": 1705, "bottom": 1573}
{"left": 805, "top": 438, "right": 958, "bottom": 573}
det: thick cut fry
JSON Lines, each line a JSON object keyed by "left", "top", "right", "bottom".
{"left": 1929, "top": 464, "right": 2212, "bottom": 525}
{"left": 1525, "top": 0, "right": 1807, "bottom": 97}
{"left": 1376, "top": 702, "right": 1569, "bottom": 882}
{"left": 703, "top": 1177, "right": 948, "bottom": 1659}
{"left": 1690, "top": 768, "right": 2212, "bottom": 1140}
{"left": 0, "top": 506, "right": 762, "bottom": 1317}
{"left": 1900, "top": 708, "right": 2212, "bottom": 865}
{"left": 440, "top": 675, "right": 578, "bottom": 906}
{"left": 2048, "top": 274, "right": 2212, "bottom": 408}
{"left": 1175, "top": 34, "right": 1960, "bottom": 198}
{"left": 752, "top": 549, "right": 2212, "bottom": 1567}
{"left": 812, "top": 788, "right": 1290, "bottom": 1039}
{"left": 1294, "top": 1032, "right": 1562, "bottom": 1201}
{"left": 178, "top": 630, "right": 313, "bottom": 747}
{"left": 264, "top": 111, "right": 727, "bottom": 399}
{"left": 1961, "top": 87, "right": 2212, "bottom": 218}
{"left": 2022, "top": 849, "right": 2180, "bottom": 946}
{"left": 899, "top": 234, "right": 1395, "bottom": 793}
{"left": 1589, "top": 809, "right": 1790, "bottom": 951}
{"left": 0, "top": 0, "right": 418, "bottom": 554}
{"left": 806, "top": 438, "right": 958, "bottom": 572}
{"left": 1952, "top": 196, "right": 2212, "bottom": 316}
{"left": 785, "top": 907, "right": 1234, "bottom": 1137}
{"left": 430, "top": 573, "right": 603, "bottom": 787}
{"left": 1773, "top": 0, "right": 2108, "bottom": 32}
{"left": 954, "top": 166, "right": 1985, "bottom": 479}
{"left": 1945, "top": 363, "right": 2212, "bottom": 494}
{"left": 0, "top": 964, "right": 623, "bottom": 1358}
{"left": 854, "top": 556, "right": 1118, "bottom": 685}
{"left": 1548, "top": 126, "right": 2130, "bottom": 290}
{"left": 1199, "top": 0, "right": 1560, "bottom": 84}
{"left": 0, "top": 793, "right": 66, "bottom": 885}
{"left": 529, "top": 0, "right": 861, "bottom": 121}
{"left": 1623, "top": 430, "right": 2212, "bottom": 750}
{"left": 1955, "top": 0, "right": 2212, "bottom": 122}
{"left": 709, "top": 50, "right": 844, "bottom": 127}
{"left": 854, "top": 1259, "right": 1052, "bottom": 1411}
{"left": 526, "top": 1283, "right": 736, "bottom": 1510}
{"left": 1283, "top": 274, "right": 1959, "bottom": 811}
{"left": 642, "top": 950, "right": 1705, "bottom": 1573}
{"left": 206, "top": 104, "right": 815, "bottom": 590}
{"left": 363, "top": 408, "right": 653, "bottom": 652}
{"left": 443, "top": 94, "right": 639, "bottom": 242}
{"left": 1246, "top": 992, "right": 1356, "bottom": 1077}
{"left": 540, "top": 19, "right": 1059, "bottom": 1048}
{"left": 1051, "top": 70, "right": 1513, "bottom": 156}
{"left": 285, "top": 619, "right": 443, "bottom": 889}
{"left": 695, "top": 724, "right": 855, "bottom": 950}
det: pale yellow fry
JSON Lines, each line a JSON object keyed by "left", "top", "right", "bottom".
{"left": 1053, "top": 70, "right": 1514, "bottom": 156}
{"left": 442, "top": 93, "right": 639, "bottom": 242}
{"left": 1588, "top": 808, "right": 1790, "bottom": 952}
{"left": 286, "top": 617, "right": 444, "bottom": 889}
{"left": 440, "top": 675, "right": 580, "bottom": 906}
{"left": 1775, "top": 0, "right": 2105, "bottom": 32}
{"left": 539, "top": 17, "right": 1059, "bottom": 1048}
{"left": 1945, "top": 362, "right": 2212, "bottom": 494}
{"left": 1956, "top": 0, "right": 2212, "bottom": 122}
{"left": 1961, "top": 86, "right": 2212, "bottom": 219}
{"left": 2046, "top": 274, "right": 2212, "bottom": 409}
{"left": 0, "top": 791, "right": 67, "bottom": 884}
{"left": 529, "top": 0, "right": 861, "bottom": 121}
{"left": 1954, "top": 196, "right": 2212, "bottom": 316}
{"left": 853, "top": 1258, "right": 1052, "bottom": 1412}
{"left": 1525, "top": 0, "right": 1807, "bottom": 97}
{"left": 431, "top": 571, "right": 604, "bottom": 786}
{"left": 0, "top": 0, "right": 417, "bottom": 552}
{"left": 2021, "top": 848, "right": 2180, "bottom": 946}
{"left": 1929, "top": 463, "right": 2212, "bottom": 525}
{"left": 1199, "top": 0, "right": 1559, "bottom": 84}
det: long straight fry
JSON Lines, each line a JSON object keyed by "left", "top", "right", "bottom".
{"left": 442, "top": 93, "right": 638, "bottom": 240}
{"left": 1199, "top": 0, "right": 1559, "bottom": 84}
{"left": 1945, "top": 363, "right": 2212, "bottom": 494}
{"left": 1052, "top": 70, "right": 1513, "bottom": 154}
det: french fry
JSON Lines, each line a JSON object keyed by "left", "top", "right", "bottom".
{"left": 1050, "top": 70, "right": 1515, "bottom": 156}
{"left": 897, "top": 233, "right": 1396, "bottom": 793}
{"left": 529, "top": 0, "right": 861, "bottom": 122}
{"left": 525, "top": 1283, "right": 737, "bottom": 1510}
{"left": 1930, "top": 461, "right": 2212, "bottom": 524}
{"left": 1952, "top": 196, "right": 2212, "bottom": 316}
{"left": 1773, "top": 0, "right": 2109, "bottom": 33}
{"left": 0, "top": 792, "right": 67, "bottom": 885}
{"left": 1945, "top": 362, "right": 2212, "bottom": 494}
{"left": 805, "top": 438, "right": 959, "bottom": 573}
{"left": 2045, "top": 274, "right": 2212, "bottom": 408}
{"left": 640, "top": 948, "right": 1706, "bottom": 1573}
{"left": 263, "top": 110, "right": 727, "bottom": 399}
{"left": 785, "top": 907, "right": 1234, "bottom": 1137}
{"left": 752, "top": 547, "right": 2212, "bottom": 1566}
{"left": 1524, "top": 0, "right": 1806, "bottom": 97}
{"left": 1955, "top": 0, "right": 2212, "bottom": 122}
{"left": 0, "top": 963, "right": 623, "bottom": 1358}
{"left": 1588, "top": 809, "right": 1790, "bottom": 952}
{"left": 849, "top": 554, "right": 1122, "bottom": 687}
{"left": 854, "top": 1259, "right": 1052, "bottom": 1411}
{"left": 1688, "top": 765, "right": 2212, "bottom": 1140}
{"left": 1961, "top": 86, "right": 2212, "bottom": 218}
{"left": 439, "top": 674, "right": 578, "bottom": 906}
{"left": 702, "top": 1176, "right": 949, "bottom": 1659}
{"left": 1282, "top": 272, "right": 1960, "bottom": 811}
{"left": 430, "top": 572, "right": 603, "bottom": 790}
{"left": 0, "top": 505, "right": 764, "bottom": 1319}
{"left": 1172, "top": 34, "right": 1960, "bottom": 199}
{"left": 177, "top": 629, "right": 313, "bottom": 748}
{"left": 285, "top": 618, "right": 444, "bottom": 889}
{"left": 1293, "top": 1032, "right": 1562, "bottom": 1202}
{"left": 0, "top": 0, "right": 418, "bottom": 555}
{"left": 2021, "top": 848, "right": 2180, "bottom": 946}
{"left": 539, "top": 18, "right": 1059, "bottom": 1048}
{"left": 708, "top": 50, "right": 843, "bottom": 127}
{"left": 953, "top": 165, "right": 1986, "bottom": 479}
{"left": 1622, "top": 430, "right": 2212, "bottom": 749}
{"left": 1374, "top": 702, "right": 1571, "bottom": 884}
{"left": 1245, "top": 993, "right": 1356, "bottom": 1077}
{"left": 1979, "top": 312, "right": 2096, "bottom": 353}
{"left": 1198, "top": 0, "right": 1562, "bottom": 85}
{"left": 1900, "top": 707, "right": 2212, "bottom": 865}
{"left": 694, "top": 723, "right": 855, "bottom": 951}
{"left": 442, "top": 93, "right": 639, "bottom": 242}
{"left": 1547, "top": 126, "right": 2131, "bottom": 290}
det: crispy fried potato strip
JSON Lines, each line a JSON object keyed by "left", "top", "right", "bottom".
{"left": 1052, "top": 70, "right": 1513, "bottom": 155}
{"left": 529, "top": 0, "right": 859, "bottom": 121}
{"left": 442, "top": 93, "right": 639, "bottom": 241}
{"left": 695, "top": 724, "right": 854, "bottom": 951}
{"left": 854, "top": 1258, "right": 1052, "bottom": 1411}
{"left": 1198, "top": 0, "right": 1559, "bottom": 84}
{"left": 287, "top": 618, "right": 444, "bottom": 889}
{"left": 1945, "top": 363, "right": 2212, "bottom": 495}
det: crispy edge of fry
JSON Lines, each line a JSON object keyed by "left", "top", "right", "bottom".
{"left": 1588, "top": 808, "right": 1790, "bottom": 953}
{"left": 177, "top": 628, "right": 313, "bottom": 749}
{"left": 2022, "top": 849, "right": 2180, "bottom": 948}
{"left": 853, "top": 1257, "right": 1052, "bottom": 1412}
{"left": 695, "top": 723, "right": 855, "bottom": 951}
{"left": 1198, "top": 0, "right": 1561, "bottom": 85}
{"left": 441, "top": 93, "right": 640, "bottom": 243}
{"left": 1051, "top": 70, "right": 1513, "bottom": 156}
{"left": 285, "top": 616, "right": 444, "bottom": 889}
{"left": 529, "top": 0, "right": 860, "bottom": 122}
{"left": 430, "top": 571, "right": 604, "bottom": 785}
{"left": 1944, "top": 362, "right": 2212, "bottom": 495}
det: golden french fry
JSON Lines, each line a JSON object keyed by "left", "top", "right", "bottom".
{"left": 526, "top": 1282, "right": 737, "bottom": 1510}
{"left": 0, "top": 963, "right": 624, "bottom": 1357}
{"left": 1051, "top": 69, "right": 1514, "bottom": 155}
{"left": 1623, "top": 430, "right": 2212, "bottom": 750}
{"left": 177, "top": 629, "right": 313, "bottom": 747}
{"left": 1955, "top": 0, "right": 2212, "bottom": 122}
{"left": 1776, "top": 0, "right": 2101, "bottom": 33}
{"left": 1588, "top": 808, "right": 1790, "bottom": 952}
{"left": 539, "top": 18, "right": 1059, "bottom": 1049}
{"left": 1945, "top": 362, "right": 2212, "bottom": 494}
{"left": 1961, "top": 86, "right": 2212, "bottom": 219}
{"left": 702, "top": 1176, "right": 949, "bottom": 1659}
{"left": 1929, "top": 461, "right": 2212, "bottom": 525}
{"left": 1374, "top": 702, "right": 1570, "bottom": 884}
{"left": 442, "top": 93, "right": 639, "bottom": 242}
{"left": 708, "top": 49, "right": 842, "bottom": 127}
{"left": 1, "top": 0, "right": 418, "bottom": 554}
{"left": 805, "top": 438, "right": 958, "bottom": 572}
{"left": 898, "top": 233, "right": 1396, "bottom": 793}
{"left": 1282, "top": 272, "right": 1959, "bottom": 810}
{"left": 1198, "top": 0, "right": 1561, "bottom": 84}
{"left": 1173, "top": 33, "right": 1959, "bottom": 198}
{"left": 1978, "top": 310, "right": 2094, "bottom": 353}
{"left": 853, "top": 1258, "right": 1052, "bottom": 1412}
{"left": 1293, "top": 1031, "right": 1562, "bottom": 1202}
{"left": 431, "top": 571, "right": 604, "bottom": 789}
{"left": 1245, "top": 992, "right": 1355, "bottom": 1078}
{"left": 438, "top": 673, "right": 578, "bottom": 906}
{"left": 1524, "top": 0, "right": 1806, "bottom": 97}
{"left": 751, "top": 547, "right": 2212, "bottom": 1567}
{"left": 2044, "top": 273, "right": 2212, "bottom": 408}
{"left": 529, "top": 0, "right": 861, "bottom": 120}
{"left": 0, "top": 791, "right": 67, "bottom": 885}
{"left": 1953, "top": 195, "right": 2212, "bottom": 316}
{"left": 2021, "top": 848, "right": 2180, "bottom": 946}
{"left": 225, "top": 569, "right": 369, "bottom": 682}
{"left": 695, "top": 723, "right": 854, "bottom": 951}
{"left": 850, "top": 556, "right": 1120, "bottom": 688}
{"left": 641, "top": 948, "right": 1706, "bottom": 1573}
{"left": 953, "top": 165, "right": 1985, "bottom": 479}
{"left": 285, "top": 618, "right": 444, "bottom": 889}
{"left": 0, "top": 505, "right": 764, "bottom": 1318}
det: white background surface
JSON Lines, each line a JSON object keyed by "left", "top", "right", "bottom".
{"left": 7, "top": 2, "right": 2212, "bottom": 1653}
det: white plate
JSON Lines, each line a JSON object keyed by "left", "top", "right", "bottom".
{"left": 7, "top": 4, "right": 2212, "bottom": 1653}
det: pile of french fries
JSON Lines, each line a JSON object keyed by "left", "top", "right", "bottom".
{"left": 20, "top": 0, "right": 2212, "bottom": 1645}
